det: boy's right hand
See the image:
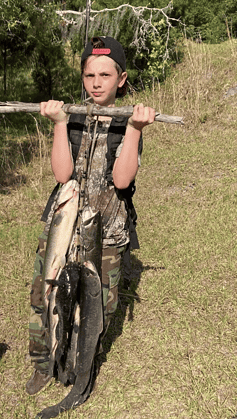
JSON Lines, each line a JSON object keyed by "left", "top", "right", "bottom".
{"left": 128, "top": 103, "right": 156, "bottom": 132}
{"left": 40, "top": 100, "right": 67, "bottom": 124}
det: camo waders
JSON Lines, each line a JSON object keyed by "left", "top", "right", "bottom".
{"left": 29, "top": 232, "right": 50, "bottom": 373}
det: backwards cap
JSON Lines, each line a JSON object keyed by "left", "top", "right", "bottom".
{"left": 81, "top": 36, "right": 126, "bottom": 72}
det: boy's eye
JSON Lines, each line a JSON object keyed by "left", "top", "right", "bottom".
{"left": 84, "top": 73, "right": 110, "bottom": 78}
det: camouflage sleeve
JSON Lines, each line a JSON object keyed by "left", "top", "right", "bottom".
{"left": 115, "top": 134, "right": 143, "bottom": 166}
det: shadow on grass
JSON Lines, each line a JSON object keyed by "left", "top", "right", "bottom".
{"left": 0, "top": 342, "right": 10, "bottom": 360}
{"left": 91, "top": 255, "right": 166, "bottom": 393}
{"left": 99, "top": 253, "right": 144, "bottom": 363}
{"left": 96, "top": 254, "right": 166, "bottom": 369}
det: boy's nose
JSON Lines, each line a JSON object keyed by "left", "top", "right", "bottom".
{"left": 93, "top": 75, "right": 101, "bottom": 88}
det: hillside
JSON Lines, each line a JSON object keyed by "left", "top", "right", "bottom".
{"left": 0, "top": 39, "right": 237, "bottom": 419}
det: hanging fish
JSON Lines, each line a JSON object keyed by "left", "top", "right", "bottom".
{"left": 42, "top": 180, "right": 79, "bottom": 316}
{"left": 57, "top": 300, "right": 80, "bottom": 385}
{"left": 52, "top": 262, "right": 81, "bottom": 383}
{"left": 36, "top": 260, "right": 103, "bottom": 419}
{"left": 79, "top": 206, "right": 102, "bottom": 275}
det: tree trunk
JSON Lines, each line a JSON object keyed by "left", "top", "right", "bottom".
{"left": 3, "top": 42, "right": 7, "bottom": 98}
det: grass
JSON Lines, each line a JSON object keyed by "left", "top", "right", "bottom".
{"left": 1, "top": 39, "right": 237, "bottom": 418}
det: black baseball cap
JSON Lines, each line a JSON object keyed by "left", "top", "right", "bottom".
{"left": 81, "top": 36, "right": 126, "bottom": 72}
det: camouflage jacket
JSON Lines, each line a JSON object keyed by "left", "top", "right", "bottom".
{"left": 42, "top": 114, "right": 142, "bottom": 249}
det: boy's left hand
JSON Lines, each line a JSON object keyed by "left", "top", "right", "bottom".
{"left": 128, "top": 103, "right": 156, "bottom": 131}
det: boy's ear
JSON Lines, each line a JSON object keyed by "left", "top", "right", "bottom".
{"left": 118, "top": 71, "right": 127, "bottom": 87}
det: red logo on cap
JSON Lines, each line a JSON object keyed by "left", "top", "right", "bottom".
{"left": 92, "top": 48, "right": 111, "bottom": 55}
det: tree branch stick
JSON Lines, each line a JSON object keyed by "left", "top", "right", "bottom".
{"left": 0, "top": 102, "right": 184, "bottom": 124}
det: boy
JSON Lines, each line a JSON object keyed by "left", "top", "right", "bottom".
{"left": 26, "top": 36, "right": 155, "bottom": 395}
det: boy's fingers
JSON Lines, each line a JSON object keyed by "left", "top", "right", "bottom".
{"left": 40, "top": 101, "right": 48, "bottom": 115}
{"left": 133, "top": 103, "right": 144, "bottom": 114}
{"left": 148, "top": 108, "right": 156, "bottom": 124}
{"left": 40, "top": 100, "right": 66, "bottom": 123}
{"left": 133, "top": 104, "right": 155, "bottom": 122}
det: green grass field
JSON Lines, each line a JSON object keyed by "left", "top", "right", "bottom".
{"left": 0, "top": 39, "right": 237, "bottom": 418}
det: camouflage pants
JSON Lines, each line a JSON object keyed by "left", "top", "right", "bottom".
{"left": 29, "top": 231, "right": 125, "bottom": 372}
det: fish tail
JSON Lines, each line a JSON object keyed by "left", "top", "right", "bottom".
{"left": 35, "top": 361, "right": 94, "bottom": 419}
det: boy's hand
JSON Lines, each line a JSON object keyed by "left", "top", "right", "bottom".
{"left": 40, "top": 100, "right": 67, "bottom": 125}
{"left": 128, "top": 103, "right": 156, "bottom": 131}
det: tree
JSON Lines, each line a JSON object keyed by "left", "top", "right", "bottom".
{"left": 31, "top": 3, "right": 70, "bottom": 100}
{"left": 0, "top": 0, "right": 37, "bottom": 97}
{"left": 0, "top": 0, "right": 81, "bottom": 101}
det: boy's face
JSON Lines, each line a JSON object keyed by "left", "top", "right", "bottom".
{"left": 82, "top": 55, "right": 127, "bottom": 106}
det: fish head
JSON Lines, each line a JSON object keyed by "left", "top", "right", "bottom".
{"left": 56, "top": 180, "right": 80, "bottom": 207}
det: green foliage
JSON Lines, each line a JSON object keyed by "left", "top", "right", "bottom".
{"left": 0, "top": 0, "right": 82, "bottom": 102}
{"left": 31, "top": 3, "right": 82, "bottom": 101}
{"left": 64, "top": 0, "right": 85, "bottom": 10}
{"left": 31, "top": 4, "right": 79, "bottom": 100}
{"left": 171, "top": 0, "right": 237, "bottom": 43}
{"left": 132, "top": 21, "right": 183, "bottom": 88}
{"left": 0, "top": 0, "right": 37, "bottom": 97}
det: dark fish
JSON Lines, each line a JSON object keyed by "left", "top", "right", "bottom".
{"left": 51, "top": 263, "right": 80, "bottom": 381}
{"left": 36, "top": 260, "right": 103, "bottom": 419}
{"left": 74, "top": 260, "right": 103, "bottom": 388}
{"left": 79, "top": 207, "right": 102, "bottom": 276}
{"left": 58, "top": 301, "right": 80, "bottom": 385}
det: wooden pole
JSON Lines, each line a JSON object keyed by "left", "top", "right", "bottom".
{"left": 85, "top": 0, "right": 91, "bottom": 47}
{"left": 0, "top": 101, "right": 184, "bottom": 124}
{"left": 81, "top": 0, "right": 91, "bottom": 103}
